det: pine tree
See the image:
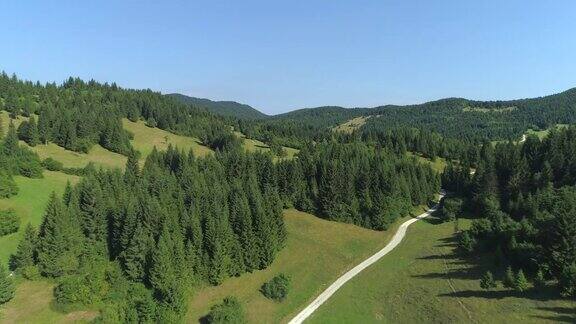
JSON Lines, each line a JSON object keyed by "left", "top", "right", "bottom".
{"left": 480, "top": 271, "right": 497, "bottom": 290}
{"left": 0, "top": 263, "right": 15, "bottom": 304}
{"left": 36, "top": 193, "right": 83, "bottom": 277}
{"left": 4, "top": 121, "right": 19, "bottom": 155}
{"left": 515, "top": 269, "right": 529, "bottom": 292}
{"left": 124, "top": 150, "right": 140, "bottom": 186}
{"left": 503, "top": 266, "right": 515, "bottom": 289}
{"left": 27, "top": 116, "right": 40, "bottom": 146}
{"left": 120, "top": 223, "right": 152, "bottom": 282}
{"left": 11, "top": 223, "right": 37, "bottom": 271}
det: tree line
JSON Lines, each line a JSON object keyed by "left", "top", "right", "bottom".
{"left": 444, "top": 126, "right": 576, "bottom": 298}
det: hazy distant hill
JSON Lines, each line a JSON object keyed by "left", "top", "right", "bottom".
{"left": 168, "top": 93, "right": 268, "bottom": 119}
{"left": 269, "top": 87, "right": 576, "bottom": 140}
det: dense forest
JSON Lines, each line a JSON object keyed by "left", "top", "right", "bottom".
{"left": 443, "top": 127, "right": 576, "bottom": 298}
{"left": 277, "top": 141, "right": 439, "bottom": 229}
{"left": 228, "top": 87, "right": 576, "bottom": 148}
{"left": 10, "top": 148, "right": 286, "bottom": 322}
{"left": 168, "top": 93, "right": 268, "bottom": 120}
{"left": 0, "top": 73, "right": 238, "bottom": 153}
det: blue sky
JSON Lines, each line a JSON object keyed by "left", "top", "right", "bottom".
{"left": 2, "top": 1, "right": 576, "bottom": 114}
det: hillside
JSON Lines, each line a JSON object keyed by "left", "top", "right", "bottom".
{"left": 168, "top": 93, "right": 268, "bottom": 119}
{"left": 272, "top": 88, "right": 576, "bottom": 141}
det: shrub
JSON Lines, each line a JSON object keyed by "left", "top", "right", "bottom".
{"left": 479, "top": 271, "right": 497, "bottom": 290}
{"left": 439, "top": 197, "right": 463, "bottom": 222}
{"left": 559, "top": 263, "right": 576, "bottom": 297}
{"left": 41, "top": 157, "right": 63, "bottom": 171}
{"left": 515, "top": 269, "right": 529, "bottom": 292}
{"left": 0, "top": 171, "right": 18, "bottom": 198}
{"left": 502, "top": 266, "right": 515, "bottom": 289}
{"left": 0, "top": 209, "right": 20, "bottom": 236}
{"left": 0, "top": 264, "right": 15, "bottom": 304}
{"left": 260, "top": 274, "right": 290, "bottom": 302}
{"left": 206, "top": 296, "right": 246, "bottom": 324}
{"left": 146, "top": 117, "right": 157, "bottom": 128}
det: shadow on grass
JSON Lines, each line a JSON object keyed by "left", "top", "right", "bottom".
{"left": 531, "top": 306, "right": 576, "bottom": 323}
{"left": 439, "top": 287, "right": 565, "bottom": 302}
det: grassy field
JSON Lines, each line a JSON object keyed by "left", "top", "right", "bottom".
{"left": 187, "top": 206, "right": 429, "bottom": 323}
{"left": 333, "top": 116, "right": 370, "bottom": 133}
{"left": 234, "top": 131, "right": 299, "bottom": 160}
{"left": 309, "top": 217, "right": 575, "bottom": 323}
{"left": 31, "top": 143, "right": 127, "bottom": 170}
{"left": 122, "top": 119, "right": 213, "bottom": 159}
{"left": 407, "top": 152, "right": 447, "bottom": 173}
{"left": 0, "top": 280, "right": 98, "bottom": 324}
{"left": 0, "top": 171, "right": 80, "bottom": 266}
{"left": 525, "top": 124, "right": 569, "bottom": 140}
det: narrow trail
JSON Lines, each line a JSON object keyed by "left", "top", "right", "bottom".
{"left": 288, "top": 192, "right": 446, "bottom": 324}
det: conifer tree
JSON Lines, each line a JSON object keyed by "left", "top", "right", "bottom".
{"left": 0, "top": 263, "right": 15, "bottom": 304}
{"left": 515, "top": 269, "right": 529, "bottom": 292}
{"left": 480, "top": 271, "right": 497, "bottom": 290}
{"left": 3, "top": 121, "right": 18, "bottom": 155}
{"left": 37, "top": 193, "right": 83, "bottom": 277}
{"left": 11, "top": 223, "right": 37, "bottom": 271}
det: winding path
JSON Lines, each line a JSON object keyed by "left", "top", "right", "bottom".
{"left": 288, "top": 191, "right": 446, "bottom": 324}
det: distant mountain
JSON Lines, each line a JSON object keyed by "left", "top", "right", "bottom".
{"left": 265, "top": 87, "right": 576, "bottom": 141}
{"left": 167, "top": 93, "right": 268, "bottom": 119}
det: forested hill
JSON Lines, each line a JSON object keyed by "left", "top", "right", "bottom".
{"left": 168, "top": 93, "right": 268, "bottom": 120}
{"left": 267, "top": 87, "right": 576, "bottom": 141}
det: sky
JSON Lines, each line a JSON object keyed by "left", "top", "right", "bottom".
{"left": 2, "top": 1, "right": 576, "bottom": 114}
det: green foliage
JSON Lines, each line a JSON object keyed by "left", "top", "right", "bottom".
{"left": 10, "top": 223, "right": 37, "bottom": 271}
{"left": 515, "top": 269, "right": 529, "bottom": 292}
{"left": 0, "top": 209, "right": 20, "bottom": 236}
{"left": 261, "top": 274, "right": 290, "bottom": 301}
{"left": 559, "top": 263, "right": 576, "bottom": 297}
{"left": 479, "top": 271, "right": 497, "bottom": 290}
{"left": 503, "top": 266, "right": 515, "bottom": 289}
{"left": 17, "top": 116, "right": 40, "bottom": 146}
{"left": 0, "top": 263, "right": 15, "bottom": 304}
{"left": 0, "top": 170, "right": 18, "bottom": 198}
{"left": 145, "top": 116, "right": 157, "bottom": 128}
{"left": 41, "top": 157, "right": 64, "bottom": 171}
{"left": 36, "top": 193, "right": 83, "bottom": 277}
{"left": 206, "top": 296, "right": 246, "bottom": 324}
{"left": 458, "top": 231, "right": 475, "bottom": 253}
{"left": 439, "top": 197, "right": 463, "bottom": 222}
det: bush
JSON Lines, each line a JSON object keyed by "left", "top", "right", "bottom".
{"left": 480, "top": 271, "right": 497, "bottom": 290}
{"left": 206, "top": 296, "right": 246, "bottom": 324}
{"left": 21, "top": 265, "right": 41, "bottom": 280}
{"left": 0, "top": 171, "right": 18, "bottom": 198}
{"left": 0, "top": 209, "right": 20, "bottom": 236}
{"left": 260, "top": 274, "right": 290, "bottom": 302}
{"left": 41, "top": 157, "right": 63, "bottom": 171}
{"left": 54, "top": 264, "right": 110, "bottom": 307}
{"left": 0, "top": 264, "right": 15, "bottom": 304}
{"left": 146, "top": 117, "right": 157, "bottom": 128}
{"left": 439, "top": 197, "right": 463, "bottom": 222}
{"left": 559, "top": 263, "right": 576, "bottom": 297}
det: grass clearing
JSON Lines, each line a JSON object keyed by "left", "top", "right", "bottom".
{"left": 29, "top": 143, "right": 127, "bottom": 170}
{"left": 0, "top": 171, "right": 80, "bottom": 266}
{"left": 0, "top": 280, "right": 98, "bottom": 324}
{"left": 407, "top": 152, "right": 447, "bottom": 173}
{"left": 333, "top": 116, "right": 370, "bottom": 133}
{"left": 309, "top": 218, "right": 575, "bottom": 323}
{"left": 187, "top": 206, "right": 428, "bottom": 323}
{"left": 234, "top": 131, "right": 299, "bottom": 161}
{"left": 122, "top": 118, "right": 213, "bottom": 159}
{"left": 525, "top": 124, "right": 569, "bottom": 140}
